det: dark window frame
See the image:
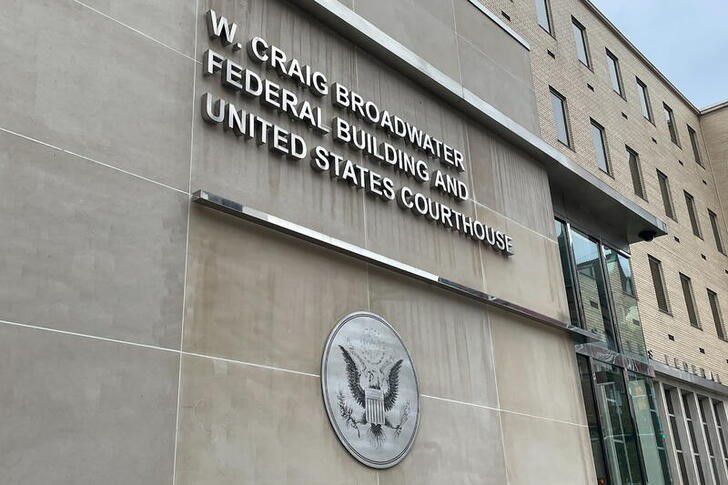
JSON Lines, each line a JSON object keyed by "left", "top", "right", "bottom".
{"left": 550, "top": 87, "right": 572, "bottom": 148}
{"left": 707, "top": 289, "right": 726, "bottom": 341}
{"left": 708, "top": 209, "right": 725, "bottom": 254}
{"left": 684, "top": 191, "right": 702, "bottom": 239}
{"left": 605, "top": 48, "right": 624, "bottom": 97}
{"left": 534, "top": 0, "right": 554, "bottom": 35}
{"left": 636, "top": 77, "right": 653, "bottom": 122}
{"left": 657, "top": 169, "right": 676, "bottom": 221}
{"left": 687, "top": 125, "right": 703, "bottom": 166}
{"left": 590, "top": 118, "right": 611, "bottom": 174}
{"left": 663, "top": 103, "right": 681, "bottom": 147}
{"left": 648, "top": 255, "right": 671, "bottom": 314}
{"left": 627, "top": 146, "right": 646, "bottom": 200}
{"left": 572, "top": 17, "right": 591, "bottom": 68}
{"left": 679, "top": 273, "right": 700, "bottom": 329}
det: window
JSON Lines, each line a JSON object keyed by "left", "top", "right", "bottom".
{"left": 627, "top": 146, "right": 645, "bottom": 199}
{"left": 699, "top": 399, "right": 720, "bottom": 482}
{"left": 627, "top": 375, "right": 672, "bottom": 484}
{"left": 684, "top": 191, "right": 702, "bottom": 238}
{"left": 688, "top": 125, "right": 702, "bottom": 166}
{"left": 664, "top": 103, "right": 680, "bottom": 146}
{"left": 665, "top": 390, "right": 691, "bottom": 484}
{"left": 649, "top": 256, "right": 670, "bottom": 313}
{"left": 570, "top": 229, "right": 616, "bottom": 348}
{"left": 680, "top": 273, "right": 700, "bottom": 328}
{"left": 606, "top": 49, "right": 623, "bottom": 96}
{"left": 709, "top": 209, "right": 725, "bottom": 254}
{"left": 572, "top": 18, "right": 590, "bottom": 67}
{"left": 550, "top": 88, "right": 571, "bottom": 147}
{"left": 604, "top": 247, "right": 647, "bottom": 359}
{"left": 636, "top": 78, "right": 653, "bottom": 121}
{"left": 534, "top": 0, "right": 552, "bottom": 33}
{"left": 555, "top": 220, "right": 580, "bottom": 326}
{"left": 577, "top": 356, "right": 611, "bottom": 484}
{"left": 682, "top": 394, "right": 707, "bottom": 484}
{"left": 714, "top": 402, "right": 728, "bottom": 472}
{"left": 657, "top": 170, "right": 676, "bottom": 220}
{"left": 708, "top": 289, "right": 726, "bottom": 340}
{"left": 590, "top": 119, "right": 610, "bottom": 173}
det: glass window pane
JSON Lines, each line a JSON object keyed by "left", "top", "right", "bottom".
{"left": 550, "top": 89, "right": 570, "bottom": 146}
{"left": 591, "top": 120, "right": 609, "bottom": 173}
{"left": 708, "top": 290, "right": 726, "bottom": 340}
{"left": 688, "top": 125, "right": 702, "bottom": 165}
{"left": 606, "top": 50, "right": 622, "bottom": 95}
{"left": 572, "top": 19, "right": 590, "bottom": 66}
{"left": 535, "top": 0, "right": 551, "bottom": 32}
{"left": 628, "top": 147, "right": 645, "bottom": 199}
{"left": 628, "top": 374, "right": 671, "bottom": 484}
{"left": 649, "top": 256, "right": 670, "bottom": 313}
{"left": 709, "top": 210, "right": 725, "bottom": 254}
{"left": 577, "top": 356, "right": 611, "bottom": 484}
{"left": 605, "top": 248, "right": 647, "bottom": 360}
{"left": 664, "top": 103, "right": 680, "bottom": 145}
{"left": 680, "top": 274, "right": 700, "bottom": 328}
{"left": 555, "top": 220, "right": 581, "bottom": 326}
{"left": 571, "top": 229, "right": 616, "bottom": 348}
{"left": 657, "top": 170, "right": 675, "bottom": 220}
{"left": 592, "top": 361, "right": 644, "bottom": 484}
{"left": 685, "top": 191, "right": 702, "bottom": 238}
{"left": 637, "top": 79, "right": 653, "bottom": 121}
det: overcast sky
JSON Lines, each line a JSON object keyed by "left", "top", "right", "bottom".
{"left": 589, "top": 0, "right": 728, "bottom": 109}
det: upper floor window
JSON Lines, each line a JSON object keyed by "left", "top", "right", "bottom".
{"left": 648, "top": 255, "right": 670, "bottom": 313}
{"left": 555, "top": 219, "right": 648, "bottom": 359}
{"left": 684, "top": 191, "right": 702, "bottom": 238}
{"left": 606, "top": 49, "right": 624, "bottom": 96}
{"left": 550, "top": 87, "right": 571, "bottom": 147}
{"left": 687, "top": 125, "right": 702, "bottom": 166}
{"left": 663, "top": 103, "right": 680, "bottom": 146}
{"left": 657, "top": 170, "right": 676, "bottom": 221}
{"left": 709, "top": 209, "right": 725, "bottom": 254}
{"left": 636, "top": 78, "right": 653, "bottom": 122}
{"left": 707, "top": 289, "right": 726, "bottom": 340}
{"left": 627, "top": 146, "right": 646, "bottom": 200}
{"left": 534, "top": 0, "right": 552, "bottom": 34}
{"left": 590, "top": 119, "right": 610, "bottom": 174}
{"left": 680, "top": 273, "right": 700, "bottom": 328}
{"left": 572, "top": 18, "right": 591, "bottom": 67}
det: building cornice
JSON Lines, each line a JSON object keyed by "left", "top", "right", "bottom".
{"left": 701, "top": 98, "right": 728, "bottom": 115}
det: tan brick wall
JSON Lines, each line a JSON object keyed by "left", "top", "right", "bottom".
{"left": 473, "top": 0, "right": 728, "bottom": 379}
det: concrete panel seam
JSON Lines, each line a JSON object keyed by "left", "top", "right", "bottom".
{"left": 421, "top": 393, "right": 588, "bottom": 428}
{"left": 0, "top": 318, "right": 320, "bottom": 378}
{"left": 0, "top": 317, "right": 592, "bottom": 427}
{"left": 70, "top": 0, "right": 198, "bottom": 63}
{"left": 0, "top": 126, "right": 190, "bottom": 196}
{"left": 172, "top": 1, "right": 200, "bottom": 484}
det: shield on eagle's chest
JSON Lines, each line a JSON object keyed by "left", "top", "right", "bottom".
{"left": 321, "top": 312, "right": 420, "bottom": 469}
{"left": 365, "top": 388, "right": 385, "bottom": 425}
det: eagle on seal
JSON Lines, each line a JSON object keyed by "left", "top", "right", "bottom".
{"left": 339, "top": 345, "right": 404, "bottom": 442}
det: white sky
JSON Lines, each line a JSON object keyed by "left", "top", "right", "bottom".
{"left": 589, "top": 0, "right": 728, "bottom": 108}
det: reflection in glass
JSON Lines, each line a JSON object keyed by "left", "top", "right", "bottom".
{"left": 604, "top": 248, "right": 647, "bottom": 360}
{"left": 665, "top": 390, "right": 691, "bottom": 484}
{"left": 571, "top": 229, "right": 616, "bottom": 349}
{"left": 628, "top": 374, "right": 670, "bottom": 484}
{"left": 593, "top": 362, "right": 644, "bottom": 484}
{"left": 578, "top": 356, "right": 611, "bottom": 484}
{"left": 683, "top": 394, "right": 707, "bottom": 485}
{"left": 555, "top": 220, "right": 580, "bottom": 326}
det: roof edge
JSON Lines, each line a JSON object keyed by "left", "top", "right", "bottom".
{"left": 701, "top": 98, "right": 728, "bottom": 115}
{"left": 580, "top": 0, "right": 701, "bottom": 114}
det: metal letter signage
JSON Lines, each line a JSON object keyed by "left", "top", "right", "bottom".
{"left": 321, "top": 312, "right": 420, "bottom": 468}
